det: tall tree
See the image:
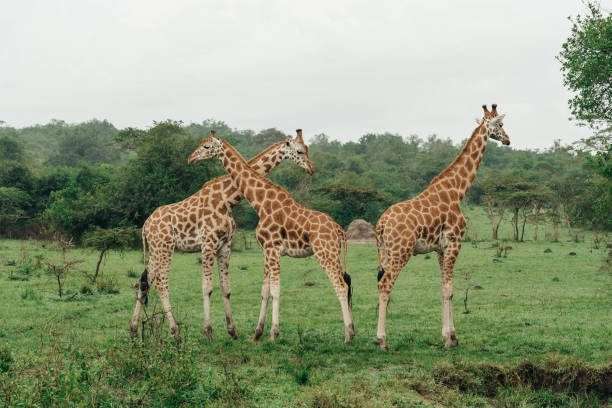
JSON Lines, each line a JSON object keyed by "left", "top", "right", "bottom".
{"left": 558, "top": 1, "right": 612, "bottom": 129}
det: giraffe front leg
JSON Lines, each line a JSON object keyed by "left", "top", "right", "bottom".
{"left": 263, "top": 246, "right": 281, "bottom": 341}
{"left": 201, "top": 246, "right": 215, "bottom": 340}
{"left": 217, "top": 241, "right": 238, "bottom": 339}
{"left": 438, "top": 242, "right": 460, "bottom": 348}
{"left": 129, "top": 269, "right": 149, "bottom": 338}
{"left": 253, "top": 268, "right": 270, "bottom": 341}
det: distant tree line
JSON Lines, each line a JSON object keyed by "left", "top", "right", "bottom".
{"left": 0, "top": 117, "right": 609, "bottom": 244}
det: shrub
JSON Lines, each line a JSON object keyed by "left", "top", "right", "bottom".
{"left": 0, "top": 347, "right": 13, "bottom": 373}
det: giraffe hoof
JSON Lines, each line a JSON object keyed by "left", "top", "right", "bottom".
{"left": 227, "top": 327, "right": 238, "bottom": 339}
{"left": 203, "top": 326, "right": 213, "bottom": 340}
{"left": 376, "top": 337, "right": 388, "bottom": 351}
{"left": 253, "top": 327, "right": 264, "bottom": 342}
{"left": 444, "top": 333, "right": 459, "bottom": 348}
{"left": 129, "top": 324, "right": 138, "bottom": 338}
{"left": 270, "top": 327, "right": 279, "bottom": 341}
{"left": 344, "top": 324, "right": 355, "bottom": 343}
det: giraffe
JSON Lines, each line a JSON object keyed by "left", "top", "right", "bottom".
{"left": 375, "top": 104, "right": 510, "bottom": 350}
{"left": 129, "top": 130, "right": 314, "bottom": 340}
{"left": 188, "top": 130, "right": 355, "bottom": 343}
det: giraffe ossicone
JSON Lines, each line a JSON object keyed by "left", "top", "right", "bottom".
{"left": 375, "top": 104, "right": 510, "bottom": 350}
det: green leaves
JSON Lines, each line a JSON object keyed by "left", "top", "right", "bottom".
{"left": 558, "top": 2, "right": 612, "bottom": 128}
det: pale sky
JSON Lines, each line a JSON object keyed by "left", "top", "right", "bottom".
{"left": 2, "top": 0, "right": 607, "bottom": 149}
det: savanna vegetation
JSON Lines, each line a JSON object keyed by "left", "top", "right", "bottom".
{"left": 0, "top": 1, "right": 610, "bottom": 407}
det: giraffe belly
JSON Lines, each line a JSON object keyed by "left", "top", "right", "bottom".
{"left": 282, "top": 246, "right": 314, "bottom": 258}
{"left": 175, "top": 240, "right": 202, "bottom": 252}
{"left": 174, "top": 230, "right": 204, "bottom": 252}
{"left": 413, "top": 238, "right": 440, "bottom": 255}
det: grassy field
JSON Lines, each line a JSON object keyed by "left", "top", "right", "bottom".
{"left": 0, "top": 208, "right": 610, "bottom": 407}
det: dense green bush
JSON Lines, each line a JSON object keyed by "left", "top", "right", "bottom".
{"left": 0, "top": 118, "right": 610, "bottom": 241}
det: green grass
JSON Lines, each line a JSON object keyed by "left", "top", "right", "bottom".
{"left": 0, "top": 208, "right": 610, "bottom": 406}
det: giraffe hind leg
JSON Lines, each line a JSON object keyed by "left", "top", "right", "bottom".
{"left": 201, "top": 245, "right": 215, "bottom": 340}
{"left": 129, "top": 269, "right": 150, "bottom": 337}
{"left": 438, "top": 243, "right": 460, "bottom": 348}
{"left": 217, "top": 241, "right": 238, "bottom": 339}
{"left": 312, "top": 241, "right": 354, "bottom": 343}
{"left": 376, "top": 243, "right": 412, "bottom": 351}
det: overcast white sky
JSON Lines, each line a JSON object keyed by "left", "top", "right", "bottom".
{"left": 1, "top": 0, "right": 607, "bottom": 149}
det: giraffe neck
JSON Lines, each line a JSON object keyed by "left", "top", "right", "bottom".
{"left": 427, "top": 124, "right": 488, "bottom": 201}
{"left": 247, "top": 142, "right": 285, "bottom": 176}
{"left": 219, "top": 140, "right": 279, "bottom": 213}
{"left": 220, "top": 142, "right": 285, "bottom": 206}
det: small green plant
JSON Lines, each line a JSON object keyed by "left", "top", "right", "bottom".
{"left": 9, "top": 256, "right": 41, "bottom": 281}
{"left": 82, "top": 227, "right": 139, "bottom": 284}
{"left": 495, "top": 241, "right": 512, "bottom": 258}
{"left": 20, "top": 287, "right": 41, "bottom": 302}
{"left": 0, "top": 346, "right": 13, "bottom": 373}
{"left": 80, "top": 284, "right": 94, "bottom": 295}
{"left": 126, "top": 268, "right": 139, "bottom": 278}
{"left": 96, "top": 278, "right": 120, "bottom": 295}
{"left": 44, "top": 236, "right": 82, "bottom": 298}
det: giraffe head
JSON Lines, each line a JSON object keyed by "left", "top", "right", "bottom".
{"left": 187, "top": 130, "right": 224, "bottom": 164}
{"left": 281, "top": 129, "right": 315, "bottom": 175}
{"left": 481, "top": 104, "right": 510, "bottom": 145}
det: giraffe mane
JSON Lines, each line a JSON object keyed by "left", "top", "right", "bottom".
{"left": 427, "top": 123, "right": 484, "bottom": 187}
{"left": 222, "top": 139, "right": 298, "bottom": 203}
{"left": 197, "top": 140, "right": 285, "bottom": 190}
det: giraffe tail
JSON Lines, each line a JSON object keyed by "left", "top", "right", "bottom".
{"left": 139, "top": 227, "right": 150, "bottom": 306}
{"left": 139, "top": 269, "right": 149, "bottom": 306}
{"left": 375, "top": 221, "right": 385, "bottom": 283}
{"left": 340, "top": 231, "right": 352, "bottom": 308}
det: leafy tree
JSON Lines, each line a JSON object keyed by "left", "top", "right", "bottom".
{"left": 110, "top": 121, "right": 220, "bottom": 226}
{"left": 82, "top": 227, "right": 139, "bottom": 283}
{"left": 43, "top": 165, "right": 116, "bottom": 239}
{"left": 47, "top": 120, "right": 120, "bottom": 166}
{"left": 558, "top": 2, "right": 612, "bottom": 128}
{"left": 0, "top": 187, "right": 31, "bottom": 234}
{"left": 317, "top": 174, "right": 390, "bottom": 226}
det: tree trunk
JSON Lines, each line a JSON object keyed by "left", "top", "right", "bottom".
{"left": 57, "top": 275, "right": 63, "bottom": 298}
{"left": 93, "top": 249, "right": 107, "bottom": 283}
{"left": 520, "top": 210, "right": 528, "bottom": 242}
{"left": 512, "top": 208, "right": 519, "bottom": 241}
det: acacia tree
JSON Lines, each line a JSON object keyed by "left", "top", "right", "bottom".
{"left": 481, "top": 171, "right": 513, "bottom": 240}
{"left": 82, "top": 227, "right": 139, "bottom": 284}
